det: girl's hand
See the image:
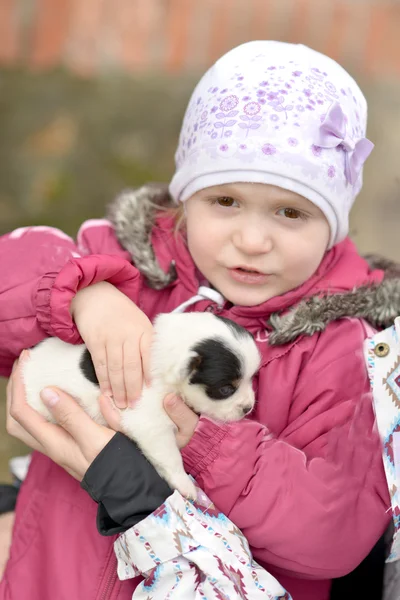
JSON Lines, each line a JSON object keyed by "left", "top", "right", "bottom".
{"left": 6, "top": 354, "right": 122, "bottom": 481}
{"left": 70, "top": 281, "right": 153, "bottom": 408}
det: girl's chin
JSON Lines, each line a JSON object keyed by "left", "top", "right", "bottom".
{"left": 219, "top": 283, "right": 276, "bottom": 307}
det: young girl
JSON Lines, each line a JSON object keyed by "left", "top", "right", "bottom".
{"left": 1, "top": 40, "right": 397, "bottom": 600}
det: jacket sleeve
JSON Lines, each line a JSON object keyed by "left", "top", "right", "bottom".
{"left": 0, "top": 224, "right": 141, "bottom": 377}
{"left": 81, "top": 432, "right": 172, "bottom": 536}
{"left": 181, "top": 319, "right": 391, "bottom": 580}
{"left": 112, "top": 483, "right": 290, "bottom": 600}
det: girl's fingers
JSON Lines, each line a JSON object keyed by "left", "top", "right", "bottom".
{"left": 122, "top": 340, "right": 143, "bottom": 406}
{"left": 98, "top": 394, "right": 123, "bottom": 431}
{"left": 92, "top": 347, "right": 112, "bottom": 397}
{"left": 105, "top": 345, "right": 127, "bottom": 409}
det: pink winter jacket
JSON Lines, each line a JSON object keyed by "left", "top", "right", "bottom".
{"left": 0, "top": 209, "right": 391, "bottom": 600}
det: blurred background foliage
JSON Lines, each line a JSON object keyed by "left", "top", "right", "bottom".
{"left": 0, "top": 71, "right": 193, "bottom": 234}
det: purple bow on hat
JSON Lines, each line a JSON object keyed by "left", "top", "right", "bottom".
{"left": 316, "top": 101, "right": 374, "bottom": 185}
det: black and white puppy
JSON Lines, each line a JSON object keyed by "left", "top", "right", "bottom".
{"left": 22, "top": 312, "right": 261, "bottom": 498}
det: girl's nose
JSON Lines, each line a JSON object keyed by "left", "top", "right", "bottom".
{"left": 233, "top": 221, "right": 273, "bottom": 255}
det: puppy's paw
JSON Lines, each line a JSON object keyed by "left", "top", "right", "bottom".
{"left": 169, "top": 474, "right": 197, "bottom": 500}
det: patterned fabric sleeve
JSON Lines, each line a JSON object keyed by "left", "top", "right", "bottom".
{"left": 114, "top": 481, "right": 291, "bottom": 599}
{"left": 364, "top": 316, "right": 400, "bottom": 562}
{"left": 365, "top": 317, "right": 400, "bottom": 600}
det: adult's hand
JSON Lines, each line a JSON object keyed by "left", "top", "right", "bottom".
{"left": 0, "top": 511, "right": 15, "bottom": 580}
{"left": 6, "top": 352, "right": 122, "bottom": 481}
{"left": 7, "top": 352, "right": 199, "bottom": 483}
{"left": 164, "top": 394, "right": 199, "bottom": 448}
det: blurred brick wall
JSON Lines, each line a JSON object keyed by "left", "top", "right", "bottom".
{"left": 0, "top": 0, "right": 400, "bottom": 79}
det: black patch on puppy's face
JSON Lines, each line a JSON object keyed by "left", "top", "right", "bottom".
{"left": 188, "top": 338, "right": 241, "bottom": 400}
{"left": 80, "top": 348, "right": 98, "bottom": 386}
{"left": 215, "top": 316, "right": 254, "bottom": 341}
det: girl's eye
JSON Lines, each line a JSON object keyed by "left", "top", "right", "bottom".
{"left": 279, "top": 207, "right": 302, "bottom": 219}
{"left": 216, "top": 196, "right": 237, "bottom": 207}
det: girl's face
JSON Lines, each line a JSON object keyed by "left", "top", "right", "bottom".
{"left": 185, "top": 182, "right": 331, "bottom": 307}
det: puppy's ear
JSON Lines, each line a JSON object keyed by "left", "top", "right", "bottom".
{"left": 162, "top": 351, "right": 202, "bottom": 386}
{"left": 187, "top": 352, "right": 202, "bottom": 377}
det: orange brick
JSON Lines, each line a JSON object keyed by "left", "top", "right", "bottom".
{"left": 6, "top": 0, "right": 400, "bottom": 80}
{"left": 29, "top": 0, "right": 71, "bottom": 68}
{"left": 339, "top": 1, "right": 370, "bottom": 75}
{"left": 324, "top": 0, "right": 350, "bottom": 64}
{"left": 207, "top": 0, "right": 234, "bottom": 65}
{"left": 164, "top": 0, "right": 196, "bottom": 72}
{"left": 65, "top": 0, "right": 105, "bottom": 76}
{"left": 0, "top": 0, "right": 19, "bottom": 64}
{"left": 228, "top": 0, "right": 253, "bottom": 49}
{"left": 184, "top": 0, "right": 214, "bottom": 71}
{"left": 287, "top": 0, "right": 310, "bottom": 45}
{"left": 364, "top": 3, "right": 399, "bottom": 78}
{"left": 112, "top": 0, "right": 157, "bottom": 71}
{"left": 389, "top": 6, "right": 400, "bottom": 77}
{"left": 248, "top": 0, "right": 271, "bottom": 41}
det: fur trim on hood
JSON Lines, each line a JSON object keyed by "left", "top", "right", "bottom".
{"left": 107, "top": 185, "right": 400, "bottom": 345}
{"left": 107, "top": 184, "right": 177, "bottom": 290}
{"left": 268, "top": 277, "right": 400, "bottom": 345}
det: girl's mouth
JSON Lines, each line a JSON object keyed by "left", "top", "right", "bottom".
{"left": 236, "top": 266, "right": 263, "bottom": 274}
{"left": 229, "top": 267, "right": 269, "bottom": 285}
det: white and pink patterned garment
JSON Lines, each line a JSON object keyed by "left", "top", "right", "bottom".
{"left": 114, "top": 481, "right": 291, "bottom": 600}
{"left": 364, "top": 317, "right": 400, "bottom": 600}
{"left": 365, "top": 317, "right": 400, "bottom": 562}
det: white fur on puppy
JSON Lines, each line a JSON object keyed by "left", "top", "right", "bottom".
{"left": 22, "top": 312, "right": 261, "bottom": 498}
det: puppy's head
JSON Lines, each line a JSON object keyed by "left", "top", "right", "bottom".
{"left": 177, "top": 316, "right": 261, "bottom": 422}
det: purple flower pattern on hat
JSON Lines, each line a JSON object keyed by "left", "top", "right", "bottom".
{"left": 170, "top": 41, "right": 373, "bottom": 247}
{"left": 262, "top": 144, "right": 277, "bottom": 155}
{"left": 213, "top": 95, "right": 239, "bottom": 138}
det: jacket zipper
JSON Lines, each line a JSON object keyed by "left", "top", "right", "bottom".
{"left": 99, "top": 546, "right": 118, "bottom": 600}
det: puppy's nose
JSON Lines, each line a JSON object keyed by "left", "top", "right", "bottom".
{"left": 242, "top": 405, "right": 253, "bottom": 416}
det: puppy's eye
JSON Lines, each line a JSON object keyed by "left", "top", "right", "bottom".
{"left": 218, "top": 384, "right": 235, "bottom": 398}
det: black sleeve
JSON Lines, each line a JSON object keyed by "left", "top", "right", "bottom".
{"left": 81, "top": 432, "right": 172, "bottom": 536}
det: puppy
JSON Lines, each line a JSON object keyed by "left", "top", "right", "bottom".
{"left": 22, "top": 312, "right": 261, "bottom": 498}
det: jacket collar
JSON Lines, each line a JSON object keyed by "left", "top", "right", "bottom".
{"left": 108, "top": 185, "right": 400, "bottom": 343}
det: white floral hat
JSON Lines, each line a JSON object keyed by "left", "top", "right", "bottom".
{"left": 169, "top": 41, "right": 373, "bottom": 247}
